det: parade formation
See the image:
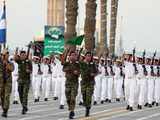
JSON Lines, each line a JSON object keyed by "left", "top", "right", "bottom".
{"left": 0, "top": 47, "right": 160, "bottom": 119}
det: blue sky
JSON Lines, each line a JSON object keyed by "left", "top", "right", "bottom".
{"left": 1, "top": 0, "right": 160, "bottom": 53}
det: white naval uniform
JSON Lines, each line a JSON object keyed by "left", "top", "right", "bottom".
{"left": 56, "top": 61, "right": 66, "bottom": 105}
{"left": 32, "top": 62, "right": 42, "bottom": 99}
{"left": 106, "top": 65, "right": 115, "bottom": 101}
{"left": 51, "top": 61, "right": 59, "bottom": 98}
{"left": 136, "top": 64, "right": 147, "bottom": 106}
{"left": 154, "top": 66, "right": 160, "bottom": 104}
{"left": 93, "top": 64, "right": 103, "bottom": 102}
{"left": 147, "top": 65, "right": 155, "bottom": 105}
{"left": 12, "top": 61, "right": 19, "bottom": 101}
{"left": 100, "top": 65, "right": 108, "bottom": 101}
{"left": 124, "top": 61, "right": 136, "bottom": 107}
{"left": 42, "top": 63, "right": 52, "bottom": 99}
{"left": 114, "top": 65, "right": 124, "bottom": 99}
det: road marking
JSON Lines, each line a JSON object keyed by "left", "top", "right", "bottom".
{"left": 77, "top": 108, "right": 127, "bottom": 120}
{"left": 135, "top": 113, "right": 160, "bottom": 120}
{"left": 17, "top": 105, "right": 124, "bottom": 120}
{"left": 98, "top": 106, "right": 160, "bottom": 120}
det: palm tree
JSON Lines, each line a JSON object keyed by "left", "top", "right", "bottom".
{"left": 98, "top": 0, "right": 108, "bottom": 56}
{"left": 84, "top": 0, "right": 97, "bottom": 52}
{"left": 109, "top": 0, "right": 119, "bottom": 56}
{"left": 64, "top": 0, "right": 78, "bottom": 51}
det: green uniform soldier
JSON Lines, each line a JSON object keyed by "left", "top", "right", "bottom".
{"left": 80, "top": 52, "right": 98, "bottom": 117}
{"left": 0, "top": 49, "right": 14, "bottom": 117}
{"left": 14, "top": 50, "right": 32, "bottom": 114}
{"left": 63, "top": 51, "right": 80, "bottom": 119}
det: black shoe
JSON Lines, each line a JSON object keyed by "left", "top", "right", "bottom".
{"left": 108, "top": 100, "right": 111, "bottom": 103}
{"left": 69, "top": 111, "right": 75, "bottom": 119}
{"left": 105, "top": 98, "right": 109, "bottom": 102}
{"left": 34, "top": 99, "right": 38, "bottom": 102}
{"left": 129, "top": 107, "right": 133, "bottom": 111}
{"left": 116, "top": 98, "right": 120, "bottom": 102}
{"left": 44, "top": 98, "right": 48, "bottom": 101}
{"left": 59, "top": 105, "right": 64, "bottom": 109}
{"left": 101, "top": 100, "right": 104, "bottom": 104}
{"left": 79, "top": 101, "right": 83, "bottom": 106}
{"left": 53, "top": 97, "right": 58, "bottom": 100}
{"left": 1, "top": 112, "right": 7, "bottom": 118}
{"left": 85, "top": 107, "right": 90, "bottom": 117}
{"left": 152, "top": 101, "right": 156, "bottom": 106}
{"left": 156, "top": 103, "right": 159, "bottom": 106}
{"left": 13, "top": 100, "right": 19, "bottom": 104}
{"left": 126, "top": 105, "right": 130, "bottom": 110}
{"left": 138, "top": 105, "right": 142, "bottom": 109}
{"left": 144, "top": 103, "right": 148, "bottom": 107}
{"left": 22, "top": 107, "right": 28, "bottom": 115}
{"left": 148, "top": 104, "right": 152, "bottom": 108}
{"left": 93, "top": 101, "right": 97, "bottom": 105}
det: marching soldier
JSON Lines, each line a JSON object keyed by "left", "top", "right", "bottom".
{"left": 136, "top": 56, "right": 147, "bottom": 109}
{"left": 14, "top": 50, "right": 32, "bottom": 114}
{"left": 10, "top": 55, "right": 19, "bottom": 104}
{"left": 114, "top": 58, "right": 124, "bottom": 102}
{"left": 106, "top": 58, "right": 115, "bottom": 103}
{"left": 63, "top": 51, "right": 80, "bottom": 119}
{"left": 154, "top": 59, "right": 160, "bottom": 106}
{"left": 0, "top": 49, "right": 14, "bottom": 117}
{"left": 80, "top": 52, "right": 98, "bottom": 117}
{"left": 32, "top": 56, "right": 42, "bottom": 102}
{"left": 41, "top": 56, "right": 52, "bottom": 101}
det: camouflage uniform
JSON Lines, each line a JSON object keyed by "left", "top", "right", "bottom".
{"left": 80, "top": 61, "right": 97, "bottom": 110}
{"left": 63, "top": 62, "right": 80, "bottom": 111}
{"left": 15, "top": 59, "right": 32, "bottom": 113}
{"left": 0, "top": 60, "right": 13, "bottom": 116}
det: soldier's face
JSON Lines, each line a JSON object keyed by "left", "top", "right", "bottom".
{"left": 69, "top": 53, "right": 77, "bottom": 62}
{"left": 20, "top": 53, "right": 27, "bottom": 60}
{"left": 85, "top": 54, "right": 92, "bottom": 62}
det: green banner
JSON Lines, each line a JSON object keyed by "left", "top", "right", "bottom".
{"left": 44, "top": 26, "right": 64, "bottom": 56}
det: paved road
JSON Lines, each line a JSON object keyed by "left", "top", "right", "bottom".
{"left": 0, "top": 93, "right": 160, "bottom": 120}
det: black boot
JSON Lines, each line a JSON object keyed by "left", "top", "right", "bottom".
{"left": 59, "top": 105, "right": 64, "bottom": 109}
{"left": 116, "top": 98, "right": 120, "bottom": 102}
{"left": 144, "top": 103, "right": 148, "bottom": 107}
{"left": 53, "top": 97, "right": 58, "bottom": 100}
{"left": 85, "top": 107, "right": 90, "bottom": 117}
{"left": 105, "top": 98, "right": 109, "bottom": 102}
{"left": 126, "top": 105, "right": 130, "bottom": 110}
{"left": 93, "top": 101, "right": 97, "bottom": 105}
{"left": 101, "top": 100, "right": 104, "bottom": 104}
{"left": 156, "top": 103, "right": 159, "bottom": 106}
{"left": 69, "top": 111, "right": 75, "bottom": 119}
{"left": 13, "top": 100, "right": 19, "bottom": 104}
{"left": 152, "top": 101, "right": 156, "bottom": 106}
{"left": 108, "top": 100, "right": 111, "bottom": 103}
{"left": 22, "top": 107, "right": 28, "bottom": 115}
{"left": 137, "top": 105, "right": 142, "bottom": 109}
{"left": 1, "top": 111, "right": 7, "bottom": 118}
{"left": 129, "top": 107, "right": 133, "bottom": 111}
{"left": 148, "top": 104, "right": 152, "bottom": 108}
{"left": 44, "top": 98, "right": 48, "bottom": 101}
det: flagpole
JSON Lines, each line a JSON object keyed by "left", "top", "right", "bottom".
{"left": 3, "top": 0, "right": 6, "bottom": 49}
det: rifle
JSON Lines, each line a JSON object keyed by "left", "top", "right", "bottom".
{"left": 77, "top": 47, "right": 83, "bottom": 61}
{"left": 26, "top": 41, "right": 32, "bottom": 60}
{"left": 132, "top": 48, "right": 138, "bottom": 74}
{"left": 142, "top": 50, "right": 148, "bottom": 76}
{"left": 151, "top": 51, "right": 156, "bottom": 76}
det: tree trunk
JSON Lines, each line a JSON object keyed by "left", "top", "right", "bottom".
{"left": 84, "top": 0, "right": 97, "bottom": 52}
{"left": 98, "top": 0, "right": 108, "bottom": 56}
{"left": 109, "top": 0, "right": 119, "bottom": 56}
{"left": 64, "top": 0, "right": 78, "bottom": 51}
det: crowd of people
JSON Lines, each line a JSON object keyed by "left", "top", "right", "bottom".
{"left": 0, "top": 48, "right": 160, "bottom": 119}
